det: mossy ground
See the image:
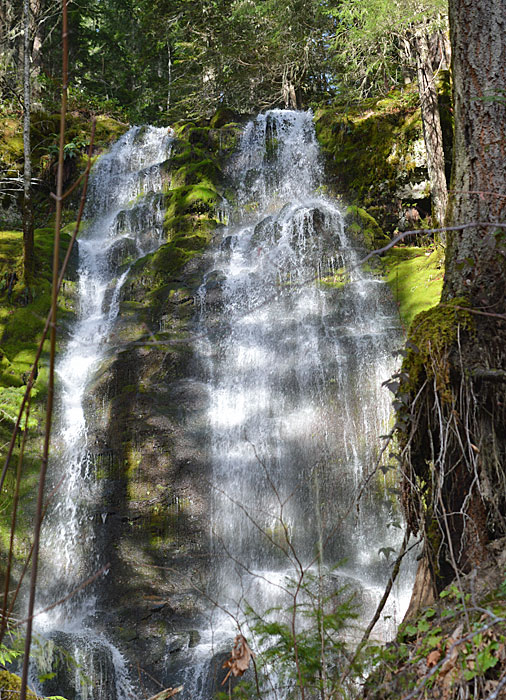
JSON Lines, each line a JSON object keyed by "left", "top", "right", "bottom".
{"left": 379, "top": 246, "right": 444, "bottom": 329}
{"left": 0, "top": 226, "right": 76, "bottom": 560}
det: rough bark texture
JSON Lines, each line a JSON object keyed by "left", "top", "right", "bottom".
{"left": 443, "top": 0, "right": 506, "bottom": 562}
{"left": 445, "top": 0, "right": 506, "bottom": 303}
{"left": 401, "top": 0, "right": 506, "bottom": 595}
{"left": 415, "top": 31, "right": 448, "bottom": 227}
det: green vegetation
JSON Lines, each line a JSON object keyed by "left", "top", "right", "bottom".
{"left": 315, "top": 93, "right": 429, "bottom": 231}
{"left": 364, "top": 578, "right": 506, "bottom": 700}
{"left": 0, "top": 226, "right": 76, "bottom": 557}
{"left": 381, "top": 246, "right": 444, "bottom": 328}
{"left": 0, "top": 669, "right": 38, "bottom": 699}
{"left": 345, "top": 205, "right": 390, "bottom": 250}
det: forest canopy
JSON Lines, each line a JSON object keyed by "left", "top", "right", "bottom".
{"left": 1, "top": 0, "right": 448, "bottom": 123}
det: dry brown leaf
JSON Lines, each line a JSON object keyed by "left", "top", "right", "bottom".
{"left": 427, "top": 649, "right": 441, "bottom": 667}
{"left": 222, "top": 634, "right": 255, "bottom": 685}
{"left": 484, "top": 680, "right": 498, "bottom": 694}
{"left": 440, "top": 623, "right": 463, "bottom": 676}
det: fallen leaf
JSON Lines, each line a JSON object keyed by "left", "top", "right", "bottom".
{"left": 222, "top": 634, "right": 254, "bottom": 684}
{"left": 427, "top": 649, "right": 441, "bottom": 667}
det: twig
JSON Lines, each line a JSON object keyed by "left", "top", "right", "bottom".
{"left": 12, "top": 563, "right": 111, "bottom": 629}
{"left": 20, "top": 3, "right": 69, "bottom": 695}
{"left": 400, "top": 615, "right": 506, "bottom": 700}
{"left": 487, "top": 670, "right": 506, "bottom": 700}
{"left": 356, "top": 221, "right": 506, "bottom": 268}
{"left": 340, "top": 528, "right": 411, "bottom": 684}
{"left": 442, "top": 303, "right": 506, "bottom": 322}
{"left": 147, "top": 687, "right": 183, "bottom": 700}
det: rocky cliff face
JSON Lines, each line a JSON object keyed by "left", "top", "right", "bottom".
{"left": 49, "top": 100, "right": 439, "bottom": 693}
{"left": 314, "top": 83, "right": 452, "bottom": 236}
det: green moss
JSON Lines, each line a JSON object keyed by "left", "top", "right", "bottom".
{"left": 345, "top": 205, "right": 389, "bottom": 250}
{"left": 0, "top": 226, "right": 76, "bottom": 554}
{"left": 402, "top": 297, "right": 473, "bottom": 397}
{"left": 93, "top": 115, "right": 130, "bottom": 145}
{"left": 314, "top": 88, "right": 426, "bottom": 232}
{"left": 0, "top": 118, "right": 24, "bottom": 170}
{"left": 172, "top": 159, "right": 222, "bottom": 188}
{"left": 210, "top": 107, "right": 239, "bottom": 129}
{"left": 0, "top": 670, "right": 38, "bottom": 699}
{"left": 381, "top": 246, "right": 444, "bottom": 328}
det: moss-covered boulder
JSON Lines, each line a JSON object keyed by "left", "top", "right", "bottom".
{"left": 0, "top": 670, "right": 38, "bottom": 699}
{"left": 344, "top": 205, "right": 389, "bottom": 250}
{"left": 314, "top": 89, "right": 432, "bottom": 234}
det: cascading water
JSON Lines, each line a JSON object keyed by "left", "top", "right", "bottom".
{"left": 33, "top": 125, "right": 172, "bottom": 699}
{"left": 179, "top": 110, "right": 413, "bottom": 696}
{"left": 24, "top": 111, "right": 414, "bottom": 700}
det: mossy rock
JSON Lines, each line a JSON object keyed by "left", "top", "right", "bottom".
{"left": 344, "top": 206, "right": 388, "bottom": 250}
{"left": 0, "top": 670, "right": 38, "bottom": 699}
{"left": 93, "top": 115, "right": 130, "bottom": 146}
{"left": 314, "top": 88, "right": 428, "bottom": 233}
{"left": 187, "top": 127, "right": 212, "bottom": 148}
{"left": 210, "top": 107, "right": 240, "bottom": 129}
{"left": 172, "top": 159, "right": 222, "bottom": 188}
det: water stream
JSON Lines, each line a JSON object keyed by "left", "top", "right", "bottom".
{"left": 33, "top": 125, "right": 172, "bottom": 699}
{"left": 181, "top": 110, "right": 412, "bottom": 696}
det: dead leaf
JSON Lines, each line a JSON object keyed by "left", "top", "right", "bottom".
{"left": 427, "top": 649, "right": 441, "bottom": 667}
{"left": 222, "top": 634, "right": 254, "bottom": 685}
{"left": 440, "top": 623, "right": 463, "bottom": 673}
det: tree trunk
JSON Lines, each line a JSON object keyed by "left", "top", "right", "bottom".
{"left": 401, "top": 1, "right": 506, "bottom": 598}
{"left": 29, "top": 0, "right": 42, "bottom": 102}
{"left": 441, "top": 0, "right": 506, "bottom": 573}
{"left": 414, "top": 30, "right": 448, "bottom": 228}
{"left": 23, "top": 0, "right": 35, "bottom": 284}
{"left": 444, "top": 0, "right": 506, "bottom": 303}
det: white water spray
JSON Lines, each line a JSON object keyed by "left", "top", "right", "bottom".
{"left": 185, "top": 111, "right": 413, "bottom": 696}
{"left": 35, "top": 125, "right": 172, "bottom": 699}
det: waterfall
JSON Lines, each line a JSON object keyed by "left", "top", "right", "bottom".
{"left": 25, "top": 111, "right": 414, "bottom": 700}
{"left": 180, "top": 110, "right": 413, "bottom": 696}
{"left": 33, "top": 125, "right": 172, "bottom": 699}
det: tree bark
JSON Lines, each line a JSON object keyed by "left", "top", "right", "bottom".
{"left": 414, "top": 30, "right": 448, "bottom": 228}
{"left": 401, "top": 0, "right": 506, "bottom": 600}
{"left": 23, "top": 0, "right": 35, "bottom": 284}
{"left": 441, "top": 0, "right": 506, "bottom": 575}
{"left": 444, "top": 0, "right": 506, "bottom": 305}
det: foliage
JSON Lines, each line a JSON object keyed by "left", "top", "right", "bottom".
{"left": 326, "top": 0, "right": 448, "bottom": 99}
{"left": 216, "top": 567, "right": 361, "bottom": 699}
{"left": 364, "top": 577, "right": 506, "bottom": 699}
